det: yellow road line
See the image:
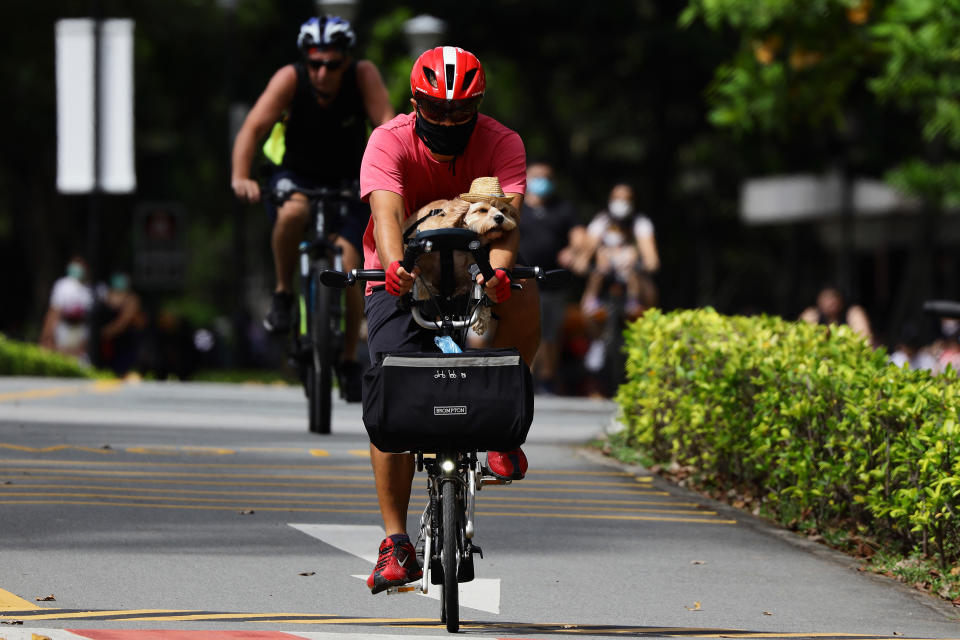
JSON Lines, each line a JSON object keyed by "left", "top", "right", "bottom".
{"left": 308, "top": 449, "right": 329, "bottom": 457}
{"left": 1, "top": 483, "right": 696, "bottom": 506}
{"left": 0, "top": 381, "right": 121, "bottom": 404}
{"left": 0, "top": 499, "right": 732, "bottom": 522}
{"left": 0, "top": 459, "right": 369, "bottom": 470}
{"left": 0, "top": 588, "right": 38, "bottom": 611}
{"left": 125, "top": 446, "right": 235, "bottom": 456}
{"left": 0, "top": 474, "right": 379, "bottom": 490}
{"left": 477, "top": 510, "right": 735, "bottom": 523}
{"left": 0, "top": 609, "right": 186, "bottom": 620}
{"left": 0, "top": 500, "right": 384, "bottom": 514}
{"left": 114, "top": 612, "right": 337, "bottom": 622}
{"left": 0, "top": 491, "right": 713, "bottom": 515}
{"left": 0, "top": 445, "right": 72, "bottom": 453}
{"left": 0, "top": 472, "right": 667, "bottom": 495}
{"left": 0, "top": 467, "right": 374, "bottom": 482}
{"left": 282, "top": 617, "right": 438, "bottom": 625}
{"left": 0, "top": 386, "right": 83, "bottom": 403}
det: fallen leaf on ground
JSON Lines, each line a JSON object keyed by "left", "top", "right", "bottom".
{"left": 299, "top": 571, "right": 316, "bottom": 576}
{"left": 762, "top": 611, "right": 773, "bottom": 616}
{"left": 35, "top": 595, "right": 55, "bottom": 601}
{"left": 239, "top": 510, "right": 255, "bottom": 515}
{"left": 685, "top": 601, "right": 701, "bottom": 611}
{"left": 0, "top": 619, "right": 24, "bottom": 625}
{"left": 951, "top": 566, "right": 960, "bottom": 576}
{"left": 101, "top": 444, "right": 113, "bottom": 450}
{"left": 690, "top": 560, "right": 706, "bottom": 565}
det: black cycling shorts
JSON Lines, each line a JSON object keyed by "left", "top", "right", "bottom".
{"left": 364, "top": 290, "right": 439, "bottom": 364}
{"left": 265, "top": 169, "right": 368, "bottom": 253}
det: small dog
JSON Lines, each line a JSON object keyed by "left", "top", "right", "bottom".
{"left": 402, "top": 197, "right": 519, "bottom": 335}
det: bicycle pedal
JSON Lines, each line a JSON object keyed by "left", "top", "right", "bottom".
{"left": 457, "top": 554, "right": 474, "bottom": 583}
{"left": 385, "top": 583, "right": 420, "bottom": 595}
{"left": 479, "top": 467, "right": 511, "bottom": 486}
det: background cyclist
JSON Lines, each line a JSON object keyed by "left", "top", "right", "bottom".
{"left": 359, "top": 46, "right": 539, "bottom": 594}
{"left": 230, "top": 15, "right": 393, "bottom": 398}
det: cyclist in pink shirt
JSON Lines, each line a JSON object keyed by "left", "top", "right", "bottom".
{"left": 360, "top": 46, "right": 539, "bottom": 594}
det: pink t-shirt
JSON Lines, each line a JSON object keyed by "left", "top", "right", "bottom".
{"left": 359, "top": 112, "right": 526, "bottom": 288}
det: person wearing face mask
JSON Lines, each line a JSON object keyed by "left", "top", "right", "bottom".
{"left": 578, "top": 183, "right": 660, "bottom": 319}
{"left": 96, "top": 272, "right": 147, "bottom": 376}
{"left": 359, "top": 46, "right": 537, "bottom": 594}
{"left": 39, "top": 256, "right": 95, "bottom": 364}
{"left": 799, "top": 285, "right": 873, "bottom": 344}
{"left": 516, "top": 162, "right": 584, "bottom": 394}
{"left": 231, "top": 15, "right": 394, "bottom": 400}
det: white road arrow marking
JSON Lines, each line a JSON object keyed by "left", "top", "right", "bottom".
{"left": 289, "top": 523, "right": 501, "bottom": 614}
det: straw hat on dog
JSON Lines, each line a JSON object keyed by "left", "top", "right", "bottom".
{"left": 459, "top": 176, "right": 514, "bottom": 207}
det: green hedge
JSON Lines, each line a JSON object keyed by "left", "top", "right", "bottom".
{"left": 0, "top": 334, "right": 102, "bottom": 378}
{"left": 616, "top": 308, "right": 960, "bottom": 567}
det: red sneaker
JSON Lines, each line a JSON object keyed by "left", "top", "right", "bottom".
{"left": 367, "top": 537, "right": 422, "bottom": 594}
{"left": 486, "top": 448, "right": 528, "bottom": 480}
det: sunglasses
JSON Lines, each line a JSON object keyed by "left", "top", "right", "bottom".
{"left": 306, "top": 57, "right": 345, "bottom": 71}
{"left": 415, "top": 95, "right": 482, "bottom": 123}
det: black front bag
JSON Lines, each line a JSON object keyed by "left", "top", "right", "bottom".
{"left": 362, "top": 348, "right": 534, "bottom": 453}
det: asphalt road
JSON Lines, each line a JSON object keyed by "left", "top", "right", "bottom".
{"left": 0, "top": 377, "right": 959, "bottom": 640}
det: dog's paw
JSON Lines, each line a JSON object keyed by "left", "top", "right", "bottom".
{"left": 472, "top": 307, "right": 491, "bottom": 336}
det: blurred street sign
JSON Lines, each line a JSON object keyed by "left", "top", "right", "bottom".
{"left": 740, "top": 173, "right": 918, "bottom": 225}
{"left": 55, "top": 18, "right": 136, "bottom": 194}
{"left": 133, "top": 203, "right": 186, "bottom": 290}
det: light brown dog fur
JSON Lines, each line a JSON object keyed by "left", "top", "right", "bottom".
{"left": 402, "top": 197, "right": 519, "bottom": 334}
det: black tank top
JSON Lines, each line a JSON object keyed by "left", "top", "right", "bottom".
{"left": 281, "top": 60, "right": 368, "bottom": 184}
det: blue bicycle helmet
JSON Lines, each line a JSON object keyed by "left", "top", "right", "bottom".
{"left": 297, "top": 15, "right": 356, "bottom": 53}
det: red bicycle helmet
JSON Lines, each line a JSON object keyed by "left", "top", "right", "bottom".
{"left": 410, "top": 46, "right": 485, "bottom": 121}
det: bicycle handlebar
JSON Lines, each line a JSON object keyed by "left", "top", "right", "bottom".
{"left": 270, "top": 178, "right": 360, "bottom": 206}
{"left": 318, "top": 228, "right": 570, "bottom": 292}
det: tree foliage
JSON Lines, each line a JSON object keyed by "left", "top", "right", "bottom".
{"left": 683, "top": 0, "right": 960, "bottom": 206}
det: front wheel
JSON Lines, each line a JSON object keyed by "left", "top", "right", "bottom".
{"left": 440, "top": 480, "right": 459, "bottom": 632}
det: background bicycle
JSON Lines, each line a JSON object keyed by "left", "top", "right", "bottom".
{"left": 273, "top": 179, "right": 360, "bottom": 434}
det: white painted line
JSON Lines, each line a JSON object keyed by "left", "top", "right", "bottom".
{"left": 290, "top": 522, "right": 501, "bottom": 614}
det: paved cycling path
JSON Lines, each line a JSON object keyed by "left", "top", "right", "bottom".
{"left": 0, "top": 378, "right": 958, "bottom": 639}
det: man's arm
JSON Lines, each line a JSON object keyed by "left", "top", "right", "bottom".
{"left": 356, "top": 60, "right": 394, "bottom": 127}
{"left": 637, "top": 233, "right": 660, "bottom": 273}
{"left": 230, "top": 65, "right": 297, "bottom": 202}
{"left": 369, "top": 190, "right": 418, "bottom": 294}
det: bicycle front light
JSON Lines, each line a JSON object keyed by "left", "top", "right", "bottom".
{"left": 441, "top": 459, "right": 456, "bottom": 473}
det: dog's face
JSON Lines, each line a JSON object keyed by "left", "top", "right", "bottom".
{"left": 463, "top": 201, "right": 518, "bottom": 241}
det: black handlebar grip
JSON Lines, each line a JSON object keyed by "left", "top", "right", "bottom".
{"left": 401, "top": 243, "right": 421, "bottom": 273}
{"left": 354, "top": 269, "right": 386, "bottom": 282}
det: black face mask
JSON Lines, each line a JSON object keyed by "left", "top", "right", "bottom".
{"left": 415, "top": 109, "right": 478, "bottom": 157}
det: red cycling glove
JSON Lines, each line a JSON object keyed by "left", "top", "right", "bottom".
{"left": 385, "top": 260, "right": 405, "bottom": 296}
{"left": 489, "top": 268, "right": 511, "bottom": 303}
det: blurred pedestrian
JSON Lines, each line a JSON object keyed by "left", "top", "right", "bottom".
{"left": 799, "top": 285, "right": 873, "bottom": 343}
{"left": 578, "top": 183, "right": 660, "bottom": 319}
{"left": 39, "top": 256, "right": 94, "bottom": 364}
{"left": 517, "top": 162, "right": 584, "bottom": 394}
{"left": 97, "top": 272, "right": 147, "bottom": 377}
